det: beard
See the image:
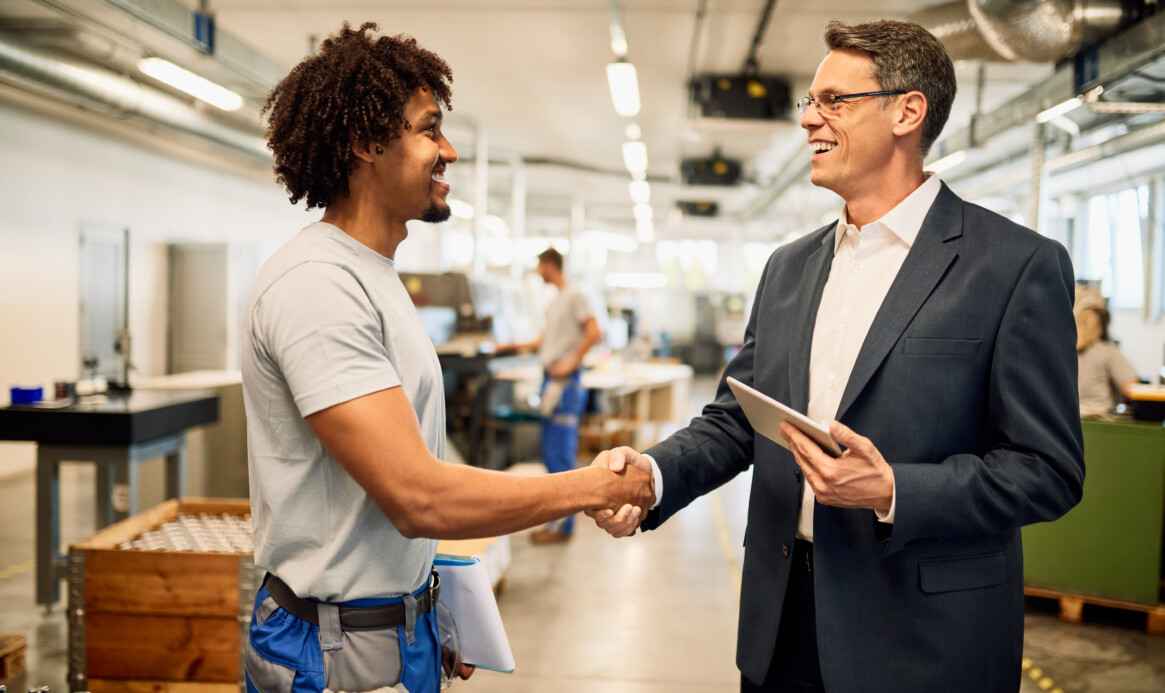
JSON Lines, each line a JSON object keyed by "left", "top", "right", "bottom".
{"left": 421, "top": 200, "right": 451, "bottom": 224}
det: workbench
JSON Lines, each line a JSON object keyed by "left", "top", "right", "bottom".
{"left": 0, "top": 389, "right": 219, "bottom": 607}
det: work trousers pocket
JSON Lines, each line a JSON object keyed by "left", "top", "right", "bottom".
{"left": 244, "top": 588, "right": 325, "bottom": 693}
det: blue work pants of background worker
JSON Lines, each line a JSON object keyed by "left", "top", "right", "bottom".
{"left": 244, "top": 572, "right": 441, "bottom": 693}
{"left": 539, "top": 369, "right": 587, "bottom": 536}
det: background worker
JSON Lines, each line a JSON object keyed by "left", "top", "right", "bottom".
{"left": 244, "top": 23, "right": 653, "bottom": 693}
{"left": 1075, "top": 288, "right": 1140, "bottom": 416}
{"left": 494, "top": 248, "right": 603, "bottom": 544}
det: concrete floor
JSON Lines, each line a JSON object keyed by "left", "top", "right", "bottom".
{"left": 2, "top": 376, "right": 1164, "bottom": 691}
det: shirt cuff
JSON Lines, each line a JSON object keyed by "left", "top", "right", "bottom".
{"left": 643, "top": 453, "right": 663, "bottom": 510}
{"left": 875, "top": 484, "right": 896, "bottom": 524}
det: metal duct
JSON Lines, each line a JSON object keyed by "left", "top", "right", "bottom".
{"left": 0, "top": 28, "right": 268, "bottom": 162}
{"left": 914, "top": 2, "right": 1006, "bottom": 62}
{"left": 918, "top": 0, "right": 1128, "bottom": 62}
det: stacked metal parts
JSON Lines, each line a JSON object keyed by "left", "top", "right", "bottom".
{"left": 117, "top": 513, "right": 253, "bottom": 553}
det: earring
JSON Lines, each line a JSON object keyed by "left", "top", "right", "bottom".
{"left": 374, "top": 145, "right": 384, "bottom": 154}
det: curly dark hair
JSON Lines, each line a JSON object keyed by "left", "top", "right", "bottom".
{"left": 262, "top": 22, "right": 453, "bottom": 209}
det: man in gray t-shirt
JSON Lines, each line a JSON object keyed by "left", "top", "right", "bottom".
{"left": 495, "top": 248, "right": 602, "bottom": 544}
{"left": 243, "top": 24, "right": 651, "bottom": 693}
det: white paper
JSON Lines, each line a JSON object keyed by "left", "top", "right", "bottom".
{"left": 434, "top": 555, "right": 515, "bottom": 674}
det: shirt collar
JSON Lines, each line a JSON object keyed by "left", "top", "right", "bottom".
{"left": 833, "top": 174, "right": 943, "bottom": 254}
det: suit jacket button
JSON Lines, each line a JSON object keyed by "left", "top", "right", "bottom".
{"left": 782, "top": 543, "right": 790, "bottom": 558}
{"left": 793, "top": 469, "right": 801, "bottom": 481}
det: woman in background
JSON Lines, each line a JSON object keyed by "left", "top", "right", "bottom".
{"left": 1075, "top": 289, "right": 1140, "bottom": 416}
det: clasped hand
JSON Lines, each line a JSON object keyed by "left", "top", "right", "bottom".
{"left": 586, "top": 447, "right": 654, "bottom": 538}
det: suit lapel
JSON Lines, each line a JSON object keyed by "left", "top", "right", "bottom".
{"left": 834, "top": 185, "right": 964, "bottom": 422}
{"left": 788, "top": 226, "right": 837, "bottom": 413}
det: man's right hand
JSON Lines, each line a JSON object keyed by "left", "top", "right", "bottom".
{"left": 587, "top": 447, "right": 654, "bottom": 538}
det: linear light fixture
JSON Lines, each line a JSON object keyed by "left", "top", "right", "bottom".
{"left": 633, "top": 203, "right": 653, "bottom": 223}
{"left": 623, "top": 140, "right": 648, "bottom": 175}
{"left": 607, "top": 61, "right": 641, "bottom": 117}
{"left": 927, "top": 150, "right": 968, "bottom": 175}
{"left": 635, "top": 220, "right": 654, "bottom": 242}
{"left": 448, "top": 198, "right": 475, "bottom": 220}
{"left": 586, "top": 230, "right": 639, "bottom": 253}
{"left": 607, "top": 271, "right": 667, "bottom": 289}
{"left": 138, "top": 57, "right": 243, "bottom": 111}
{"left": 629, "top": 180, "right": 651, "bottom": 205}
{"left": 1035, "top": 96, "right": 1083, "bottom": 124}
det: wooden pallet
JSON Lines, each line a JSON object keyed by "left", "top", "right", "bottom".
{"left": 1025, "top": 585, "right": 1165, "bottom": 635}
{"left": 0, "top": 634, "right": 28, "bottom": 680}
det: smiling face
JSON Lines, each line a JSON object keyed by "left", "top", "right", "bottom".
{"left": 801, "top": 50, "right": 902, "bottom": 203}
{"left": 376, "top": 86, "right": 458, "bottom": 224}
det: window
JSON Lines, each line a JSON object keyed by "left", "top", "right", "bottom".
{"left": 1081, "top": 186, "right": 1147, "bottom": 310}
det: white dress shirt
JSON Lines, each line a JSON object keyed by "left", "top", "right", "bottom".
{"left": 647, "top": 175, "right": 944, "bottom": 535}
{"left": 797, "top": 173, "right": 942, "bottom": 540}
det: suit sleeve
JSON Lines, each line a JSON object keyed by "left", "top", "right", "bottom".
{"left": 884, "top": 240, "right": 1085, "bottom": 555}
{"left": 639, "top": 261, "right": 768, "bottom": 530}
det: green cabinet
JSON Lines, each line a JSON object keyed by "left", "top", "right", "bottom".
{"left": 1023, "top": 419, "right": 1165, "bottom": 605}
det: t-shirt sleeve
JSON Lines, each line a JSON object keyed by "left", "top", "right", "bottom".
{"left": 1106, "top": 343, "right": 1139, "bottom": 390}
{"left": 252, "top": 262, "right": 401, "bottom": 417}
{"left": 570, "top": 289, "right": 595, "bottom": 325}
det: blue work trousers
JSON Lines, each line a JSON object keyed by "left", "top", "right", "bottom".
{"left": 540, "top": 370, "right": 587, "bottom": 535}
{"left": 244, "top": 578, "right": 441, "bottom": 693}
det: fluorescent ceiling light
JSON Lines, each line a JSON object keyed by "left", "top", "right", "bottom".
{"left": 585, "top": 230, "right": 638, "bottom": 253}
{"left": 636, "top": 220, "right": 654, "bottom": 242}
{"left": 606, "top": 272, "right": 667, "bottom": 289}
{"left": 483, "top": 214, "right": 509, "bottom": 235}
{"left": 623, "top": 140, "right": 648, "bottom": 175}
{"left": 607, "top": 61, "right": 641, "bottom": 117}
{"left": 625, "top": 123, "right": 641, "bottom": 140}
{"left": 927, "top": 150, "right": 967, "bottom": 175}
{"left": 629, "top": 180, "right": 651, "bottom": 205}
{"left": 633, "top": 203, "right": 653, "bottom": 223}
{"left": 448, "top": 198, "right": 475, "bottom": 219}
{"left": 1036, "top": 96, "right": 1083, "bottom": 124}
{"left": 138, "top": 57, "right": 243, "bottom": 111}
{"left": 630, "top": 169, "right": 646, "bottom": 182}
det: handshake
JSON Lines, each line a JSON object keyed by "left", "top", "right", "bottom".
{"left": 585, "top": 446, "right": 656, "bottom": 538}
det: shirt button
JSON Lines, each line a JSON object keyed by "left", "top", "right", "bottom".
{"left": 856, "top": 262, "right": 863, "bottom": 270}
{"left": 782, "top": 543, "right": 790, "bottom": 558}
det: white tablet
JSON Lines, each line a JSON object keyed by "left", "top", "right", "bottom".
{"left": 726, "top": 376, "right": 843, "bottom": 457}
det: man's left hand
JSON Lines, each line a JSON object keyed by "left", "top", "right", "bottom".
{"left": 547, "top": 361, "right": 575, "bottom": 379}
{"left": 780, "top": 421, "right": 894, "bottom": 513}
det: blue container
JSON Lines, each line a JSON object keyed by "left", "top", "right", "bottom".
{"left": 10, "top": 386, "right": 44, "bottom": 405}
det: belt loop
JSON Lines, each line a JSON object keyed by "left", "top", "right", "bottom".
{"left": 318, "top": 602, "right": 344, "bottom": 651}
{"left": 403, "top": 593, "right": 419, "bottom": 645}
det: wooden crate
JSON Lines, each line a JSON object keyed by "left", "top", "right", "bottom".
{"left": 68, "top": 499, "right": 255, "bottom": 693}
{"left": 0, "top": 634, "right": 27, "bottom": 680}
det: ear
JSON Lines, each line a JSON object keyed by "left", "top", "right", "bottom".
{"left": 892, "top": 91, "right": 928, "bottom": 139}
{"left": 351, "top": 139, "right": 378, "bottom": 164}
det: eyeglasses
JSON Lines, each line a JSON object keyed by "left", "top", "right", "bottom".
{"left": 796, "top": 90, "right": 907, "bottom": 116}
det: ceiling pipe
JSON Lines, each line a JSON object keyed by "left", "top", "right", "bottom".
{"left": 917, "top": 0, "right": 1132, "bottom": 62}
{"left": 0, "top": 28, "right": 269, "bottom": 163}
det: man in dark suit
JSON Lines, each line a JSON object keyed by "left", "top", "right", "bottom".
{"left": 590, "top": 19, "right": 1084, "bottom": 693}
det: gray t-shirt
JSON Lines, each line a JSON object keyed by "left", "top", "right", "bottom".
{"left": 539, "top": 282, "right": 594, "bottom": 368}
{"left": 243, "top": 222, "right": 444, "bottom": 601}
{"left": 1078, "top": 340, "right": 1139, "bottom": 415}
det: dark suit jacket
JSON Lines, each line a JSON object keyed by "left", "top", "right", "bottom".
{"left": 641, "top": 184, "right": 1084, "bottom": 693}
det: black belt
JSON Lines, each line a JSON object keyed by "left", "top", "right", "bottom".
{"left": 264, "top": 573, "right": 440, "bottom": 631}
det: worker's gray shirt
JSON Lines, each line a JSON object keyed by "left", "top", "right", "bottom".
{"left": 243, "top": 222, "right": 444, "bottom": 601}
{"left": 539, "top": 282, "right": 594, "bottom": 368}
{"left": 1078, "top": 340, "right": 1139, "bottom": 415}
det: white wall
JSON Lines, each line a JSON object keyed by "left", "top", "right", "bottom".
{"left": 0, "top": 99, "right": 318, "bottom": 478}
